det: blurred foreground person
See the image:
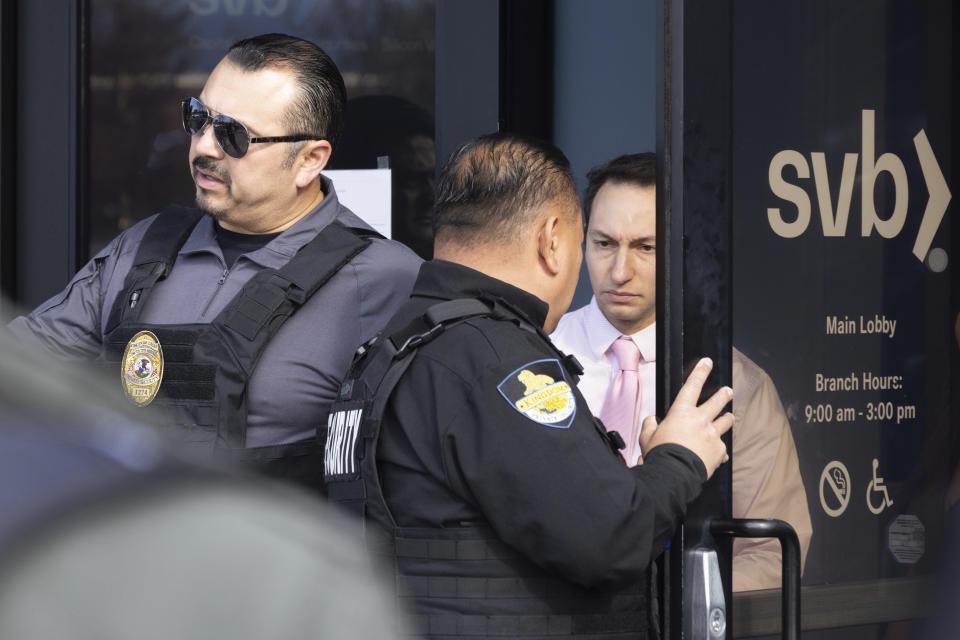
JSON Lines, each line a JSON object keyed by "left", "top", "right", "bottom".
{"left": 0, "top": 325, "right": 406, "bottom": 640}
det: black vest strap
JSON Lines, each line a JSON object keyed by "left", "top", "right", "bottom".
{"left": 104, "top": 206, "right": 204, "bottom": 334}
{"left": 194, "top": 222, "right": 374, "bottom": 448}
{"left": 387, "top": 298, "right": 490, "bottom": 355}
{"left": 209, "top": 222, "right": 372, "bottom": 375}
{"left": 324, "top": 298, "right": 502, "bottom": 518}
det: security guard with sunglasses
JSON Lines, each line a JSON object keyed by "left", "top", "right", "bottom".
{"left": 8, "top": 33, "right": 421, "bottom": 490}
{"left": 324, "top": 134, "right": 733, "bottom": 638}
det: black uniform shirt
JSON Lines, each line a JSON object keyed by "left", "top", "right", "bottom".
{"left": 377, "top": 260, "right": 708, "bottom": 589}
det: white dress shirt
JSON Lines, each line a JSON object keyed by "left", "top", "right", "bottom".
{"left": 551, "top": 297, "right": 656, "bottom": 465}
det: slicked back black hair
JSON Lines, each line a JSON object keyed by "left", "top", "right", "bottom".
{"left": 227, "top": 33, "right": 346, "bottom": 148}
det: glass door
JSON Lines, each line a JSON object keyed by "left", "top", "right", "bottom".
{"left": 662, "top": 0, "right": 958, "bottom": 637}
{"left": 732, "top": 1, "right": 956, "bottom": 638}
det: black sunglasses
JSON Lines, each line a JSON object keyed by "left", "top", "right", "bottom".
{"left": 181, "top": 97, "right": 321, "bottom": 159}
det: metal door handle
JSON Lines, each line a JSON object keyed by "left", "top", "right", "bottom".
{"left": 708, "top": 518, "right": 801, "bottom": 640}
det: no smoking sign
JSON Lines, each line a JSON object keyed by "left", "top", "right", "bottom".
{"left": 820, "top": 461, "right": 851, "bottom": 517}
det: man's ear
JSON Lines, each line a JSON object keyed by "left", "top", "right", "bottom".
{"left": 537, "top": 214, "right": 562, "bottom": 276}
{"left": 294, "top": 140, "right": 333, "bottom": 188}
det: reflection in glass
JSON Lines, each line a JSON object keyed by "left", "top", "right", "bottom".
{"left": 330, "top": 95, "right": 436, "bottom": 259}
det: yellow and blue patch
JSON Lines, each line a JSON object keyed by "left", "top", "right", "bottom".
{"left": 497, "top": 359, "right": 576, "bottom": 428}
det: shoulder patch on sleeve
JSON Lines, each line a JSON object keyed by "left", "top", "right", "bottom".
{"left": 497, "top": 358, "right": 577, "bottom": 428}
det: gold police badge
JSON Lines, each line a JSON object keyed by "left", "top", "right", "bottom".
{"left": 497, "top": 359, "right": 577, "bottom": 428}
{"left": 121, "top": 330, "right": 164, "bottom": 407}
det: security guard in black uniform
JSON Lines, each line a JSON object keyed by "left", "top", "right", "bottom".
{"left": 325, "top": 134, "right": 733, "bottom": 639}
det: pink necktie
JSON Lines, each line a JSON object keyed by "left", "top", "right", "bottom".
{"left": 600, "top": 337, "right": 643, "bottom": 465}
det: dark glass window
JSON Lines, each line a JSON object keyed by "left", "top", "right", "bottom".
{"left": 731, "top": 0, "right": 956, "bottom": 635}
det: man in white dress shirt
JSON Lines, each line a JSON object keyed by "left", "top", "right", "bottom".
{"left": 551, "top": 153, "right": 812, "bottom": 591}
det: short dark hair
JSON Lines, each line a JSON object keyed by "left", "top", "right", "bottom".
{"left": 434, "top": 133, "right": 579, "bottom": 247}
{"left": 583, "top": 153, "right": 656, "bottom": 226}
{"left": 227, "top": 33, "right": 347, "bottom": 149}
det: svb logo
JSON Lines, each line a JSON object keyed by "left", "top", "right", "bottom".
{"left": 767, "top": 110, "right": 951, "bottom": 262}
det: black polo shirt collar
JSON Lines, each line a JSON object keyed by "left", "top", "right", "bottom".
{"left": 412, "top": 260, "right": 550, "bottom": 330}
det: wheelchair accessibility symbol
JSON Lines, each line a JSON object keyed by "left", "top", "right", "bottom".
{"left": 866, "top": 458, "right": 894, "bottom": 515}
{"left": 819, "top": 460, "right": 851, "bottom": 517}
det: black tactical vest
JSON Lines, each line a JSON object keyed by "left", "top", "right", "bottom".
{"left": 101, "top": 206, "right": 375, "bottom": 488}
{"left": 325, "top": 297, "right": 654, "bottom": 639}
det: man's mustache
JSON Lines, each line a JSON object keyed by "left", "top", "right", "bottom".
{"left": 192, "top": 157, "right": 231, "bottom": 186}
